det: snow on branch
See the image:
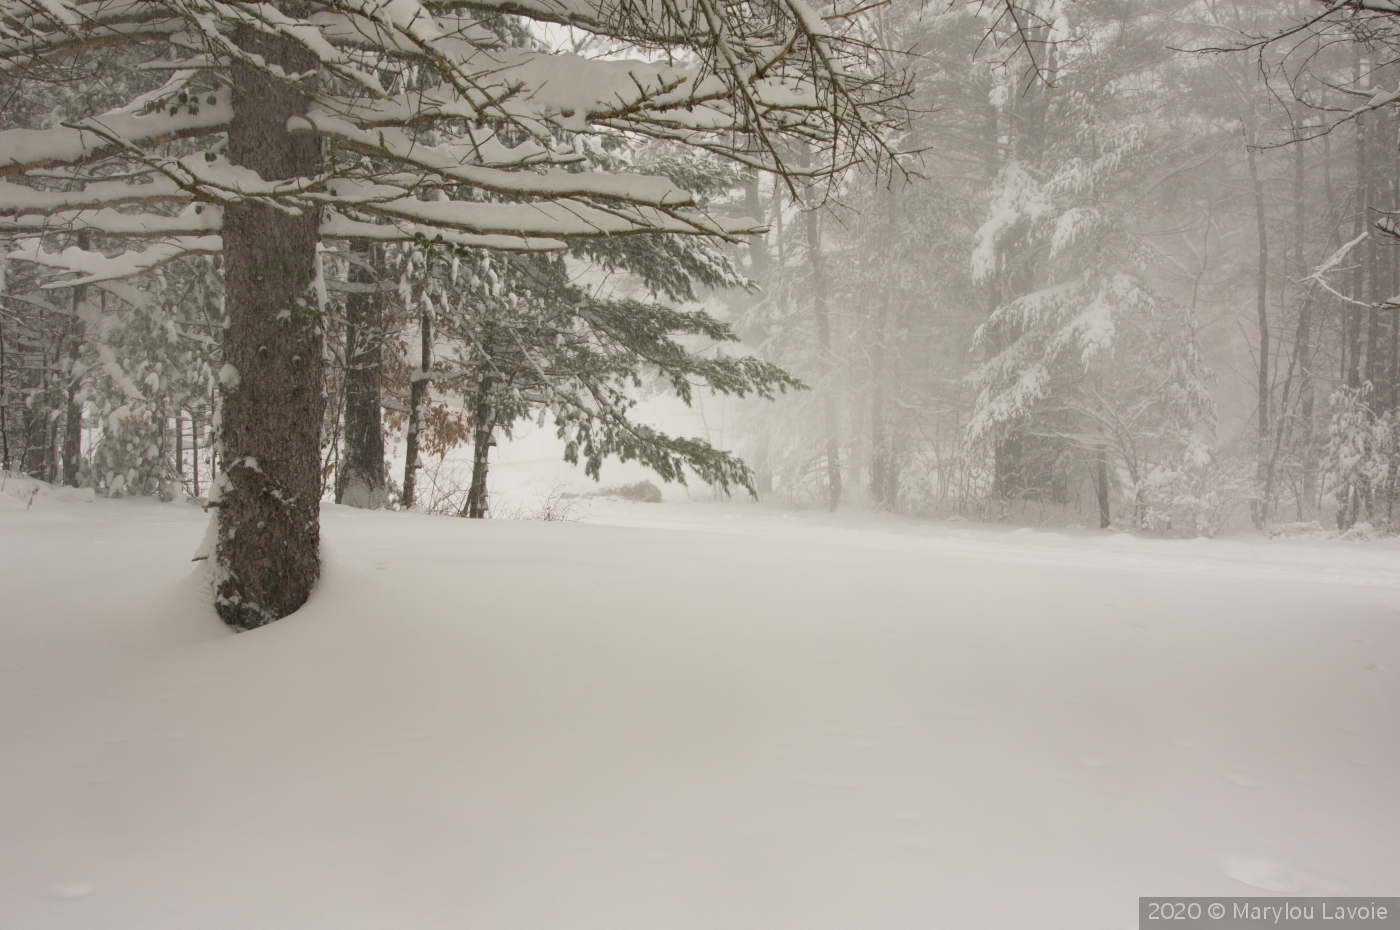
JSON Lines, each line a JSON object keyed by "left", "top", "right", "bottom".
{"left": 0, "top": 176, "right": 189, "bottom": 216}
{"left": 8, "top": 235, "right": 220, "bottom": 286}
{"left": 0, "top": 0, "right": 902, "bottom": 297}
{"left": 290, "top": 109, "right": 694, "bottom": 206}
{"left": 313, "top": 179, "right": 760, "bottom": 239}
{"left": 0, "top": 79, "right": 232, "bottom": 176}
{"left": 0, "top": 203, "right": 219, "bottom": 235}
{"left": 321, "top": 210, "right": 566, "bottom": 251}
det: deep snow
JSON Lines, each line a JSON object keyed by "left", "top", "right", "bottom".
{"left": 1, "top": 483, "right": 1397, "bottom": 929}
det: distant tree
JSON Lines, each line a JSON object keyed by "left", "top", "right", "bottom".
{"left": 964, "top": 0, "right": 1218, "bottom": 525}
{"left": 410, "top": 226, "right": 799, "bottom": 518}
{"left": 1219, "top": 0, "right": 1400, "bottom": 527}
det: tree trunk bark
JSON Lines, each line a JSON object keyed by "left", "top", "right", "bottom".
{"left": 401, "top": 303, "right": 431, "bottom": 508}
{"left": 869, "top": 189, "right": 897, "bottom": 510}
{"left": 1247, "top": 140, "right": 1270, "bottom": 528}
{"left": 337, "top": 241, "right": 387, "bottom": 508}
{"left": 191, "top": 413, "right": 200, "bottom": 499}
{"left": 869, "top": 334, "right": 886, "bottom": 509}
{"left": 805, "top": 206, "right": 840, "bottom": 511}
{"left": 1095, "top": 443, "right": 1110, "bottom": 529}
{"left": 1348, "top": 91, "right": 1366, "bottom": 389}
{"left": 1294, "top": 127, "right": 1317, "bottom": 510}
{"left": 21, "top": 381, "right": 47, "bottom": 479}
{"left": 215, "top": 24, "right": 325, "bottom": 630}
{"left": 44, "top": 408, "right": 60, "bottom": 483}
{"left": 1, "top": 316, "right": 9, "bottom": 473}
{"left": 61, "top": 236, "right": 88, "bottom": 487}
{"left": 464, "top": 372, "right": 493, "bottom": 519}
{"left": 743, "top": 176, "right": 768, "bottom": 281}
{"left": 1365, "top": 105, "right": 1383, "bottom": 392}
{"left": 61, "top": 322, "right": 85, "bottom": 486}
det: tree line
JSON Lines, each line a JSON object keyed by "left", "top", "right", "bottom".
{"left": 720, "top": 0, "right": 1400, "bottom": 536}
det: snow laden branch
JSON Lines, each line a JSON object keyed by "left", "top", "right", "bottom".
{"left": 0, "top": 0, "right": 909, "bottom": 274}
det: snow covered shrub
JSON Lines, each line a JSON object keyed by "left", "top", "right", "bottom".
{"left": 607, "top": 481, "right": 664, "bottom": 503}
{"left": 1138, "top": 439, "right": 1251, "bottom": 537}
{"left": 1326, "top": 385, "right": 1395, "bottom": 531}
{"left": 494, "top": 487, "right": 581, "bottom": 522}
{"left": 85, "top": 258, "right": 221, "bottom": 499}
{"left": 407, "top": 457, "right": 474, "bottom": 517}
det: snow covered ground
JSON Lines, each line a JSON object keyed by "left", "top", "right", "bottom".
{"left": 2, "top": 481, "right": 1398, "bottom": 929}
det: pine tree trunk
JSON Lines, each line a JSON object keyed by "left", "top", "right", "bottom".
{"left": 24, "top": 337, "right": 44, "bottom": 479}
{"left": 1247, "top": 141, "right": 1270, "bottom": 528}
{"left": 805, "top": 206, "right": 840, "bottom": 511}
{"left": 743, "top": 177, "right": 768, "bottom": 280}
{"left": 1294, "top": 129, "right": 1317, "bottom": 510}
{"left": 464, "top": 373, "right": 493, "bottom": 519}
{"left": 401, "top": 305, "right": 431, "bottom": 509}
{"left": 1348, "top": 95, "right": 1366, "bottom": 389}
{"left": 1, "top": 316, "right": 9, "bottom": 473}
{"left": 1365, "top": 104, "right": 1382, "bottom": 393}
{"left": 754, "top": 428, "right": 773, "bottom": 496}
{"left": 1096, "top": 443, "right": 1110, "bottom": 529}
{"left": 869, "top": 288, "right": 887, "bottom": 509}
{"left": 215, "top": 24, "right": 324, "bottom": 630}
{"left": 61, "top": 308, "right": 85, "bottom": 486}
{"left": 44, "top": 411, "right": 59, "bottom": 483}
{"left": 869, "top": 191, "right": 895, "bottom": 510}
{"left": 744, "top": 175, "right": 773, "bottom": 496}
{"left": 1393, "top": 305, "right": 1399, "bottom": 416}
{"left": 191, "top": 414, "right": 200, "bottom": 499}
{"left": 337, "top": 241, "right": 387, "bottom": 508}
{"left": 21, "top": 343, "right": 50, "bottom": 478}
{"left": 869, "top": 351, "right": 886, "bottom": 508}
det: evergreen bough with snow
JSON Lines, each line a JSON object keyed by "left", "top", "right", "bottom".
{"left": 417, "top": 242, "right": 801, "bottom": 518}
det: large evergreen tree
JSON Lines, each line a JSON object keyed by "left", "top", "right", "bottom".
{"left": 0, "top": 0, "right": 906, "bottom": 627}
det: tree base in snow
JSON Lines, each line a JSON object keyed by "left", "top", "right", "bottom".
{"left": 340, "top": 477, "right": 388, "bottom": 510}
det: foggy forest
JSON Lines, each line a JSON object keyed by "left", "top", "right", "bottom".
{"left": 0, "top": 0, "right": 1397, "bottom": 926}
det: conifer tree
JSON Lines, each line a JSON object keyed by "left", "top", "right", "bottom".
{"left": 414, "top": 238, "right": 799, "bottom": 517}
{"left": 0, "top": 0, "right": 906, "bottom": 627}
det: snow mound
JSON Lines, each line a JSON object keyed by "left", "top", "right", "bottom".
{"left": 1, "top": 474, "right": 95, "bottom": 510}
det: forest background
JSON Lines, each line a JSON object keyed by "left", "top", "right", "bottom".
{"left": 5, "top": 0, "right": 1399, "bottom": 539}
